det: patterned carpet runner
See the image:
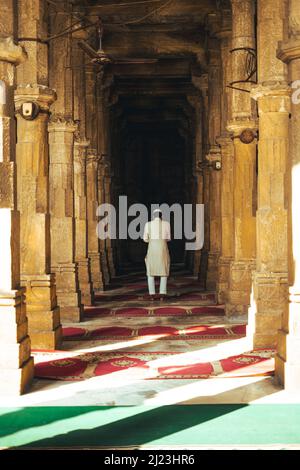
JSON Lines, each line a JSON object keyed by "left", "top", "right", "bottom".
{"left": 33, "top": 349, "right": 275, "bottom": 381}
{"left": 33, "top": 267, "right": 271, "bottom": 382}
{"left": 62, "top": 324, "right": 246, "bottom": 341}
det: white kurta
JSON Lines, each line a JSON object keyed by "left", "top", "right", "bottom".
{"left": 143, "top": 218, "right": 171, "bottom": 276}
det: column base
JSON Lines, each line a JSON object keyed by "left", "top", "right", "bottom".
{"left": 52, "top": 263, "right": 83, "bottom": 323}
{"left": 225, "top": 259, "right": 255, "bottom": 317}
{"left": 21, "top": 274, "right": 62, "bottom": 349}
{"left": 248, "top": 271, "right": 288, "bottom": 348}
{"left": 0, "top": 356, "right": 34, "bottom": 396}
{"left": 89, "top": 252, "right": 104, "bottom": 291}
{"left": 0, "top": 289, "right": 34, "bottom": 395}
{"left": 77, "top": 258, "right": 94, "bottom": 306}
{"left": 206, "top": 252, "right": 220, "bottom": 291}
{"left": 275, "top": 352, "right": 300, "bottom": 391}
{"left": 216, "top": 256, "right": 232, "bottom": 304}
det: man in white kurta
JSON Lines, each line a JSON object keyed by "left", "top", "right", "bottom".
{"left": 143, "top": 209, "right": 171, "bottom": 297}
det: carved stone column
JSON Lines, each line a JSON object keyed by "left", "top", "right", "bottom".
{"left": 225, "top": 0, "right": 257, "bottom": 316}
{"left": 187, "top": 92, "right": 204, "bottom": 277}
{"left": 104, "top": 164, "right": 116, "bottom": 278}
{"left": 206, "top": 40, "right": 222, "bottom": 291}
{"left": 195, "top": 75, "right": 210, "bottom": 288}
{"left": 48, "top": 117, "right": 82, "bottom": 322}
{"left": 97, "top": 73, "right": 112, "bottom": 284}
{"left": 248, "top": 0, "right": 290, "bottom": 348}
{"left": 0, "top": 25, "right": 34, "bottom": 394}
{"left": 48, "top": 9, "right": 82, "bottom": 322}
{"left": 74, "top": 137, "right": 94, "bottom": 305}
{"left": 215, "top": 21, "right": 235, "bottom": 304}
{"left": 15, "top": 0, "right": 62, "bottom": 349}
{"left": 98, "top": 156, "right": 111, "bottom": 285}
{"left": 87, "top": 150, "right": 104, "bottom": 291}
{"left": 206, "top": 147, "right": 222, "bottom": 291}
{"left": 274, "top": 0, "right": 300, "bottom": 388}
{"left": 85, "top": 67, "right": 104, "bottom": 291}
{"left": 72, "top": 24, "right": 94, "bottom": 305}
{"left": 216, "top": 136, "right": 234, "bottom": 304}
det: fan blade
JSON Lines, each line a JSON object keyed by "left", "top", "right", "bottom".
{"left": 77, "top": 40, "right": 99, "bottom": 59}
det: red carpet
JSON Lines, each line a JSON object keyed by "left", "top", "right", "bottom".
{"left": 33, "top": 349, "right": 275, "bottom": 381}
{"left": 84, "top": 305, "right": 225, "bottom": 318}
{"left": 62, "top": 324, "right": 246, "bottom": 341}
{"left": 94, "top": 292, "right": 215, "bottom": 303}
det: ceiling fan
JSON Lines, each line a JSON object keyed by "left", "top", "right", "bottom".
{"left": 77, "top": 17, "right": 158, "bottom": 66}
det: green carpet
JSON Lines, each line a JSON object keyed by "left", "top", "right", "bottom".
{"left": 0, "top": 405, "right": 300, "bottom": 448}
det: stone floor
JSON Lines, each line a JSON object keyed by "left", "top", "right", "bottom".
{"left": 1, "top": 266, "right": 300, "bottom": 407}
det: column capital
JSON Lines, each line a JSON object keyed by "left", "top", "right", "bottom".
{"left": 192, "top": 74, "right": 208, "bottom": 95}
{"left": 48, "top": 114, "right": 78, "bottom": 133}
{"left": 230, "top": 0, "right": 253, "bottom": 6}
{"left": 215, "top": 28, "right": 232, "bottom": 42}
{"left": 206, "top": 145, "right": 221, "bottom": 163}
{"left": 277, "top": 38, "right": 300, "bottom": 64}
{"left": 86, "top": 148, "right": 101, "bottom": 165}
{"left": 0, "top": 37, "right": 27, "bottom": 65}
{"left": 74, "top": 137, "right": 90, "bottom": 148}
{"left": 227, "top": 118, "right": 258, "bottom": 138}
{"left": 74, "top": 138, "right": 90, "bottom": 164}
{"left": 216, "top": 134, "right": 232, "bottom": 148}
{"left": 14, "top": 84, "right": 56, "bottom": 113}
{"left": 250, "top": 83, "right": 291, "bottom": 113}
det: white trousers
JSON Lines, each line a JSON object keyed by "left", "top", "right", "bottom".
{"left": 147, "top": 276, "right": 168, "bottom": 295}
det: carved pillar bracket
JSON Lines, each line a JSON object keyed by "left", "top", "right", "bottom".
{"left": 14, "top": 84, "right": 56, "bottom": 113}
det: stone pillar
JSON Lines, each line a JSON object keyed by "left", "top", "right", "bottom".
{"left": 15, "top": 0, "right": 62, "bottom": 349}
{"left": 187, "top": 92, "right": 204, "bottom": 277}
{"left": 97, "top": 72, "right": 113, "bottom": 284}
{"left": 248, "top": 0, "right": 289, "bottom": 347}
{"left": 0, "top": 26, "right": 34, "bottom": 394}
{"left": 72, "top": 29, "right": 94, "bottom": 306}
{"left": 87, "top": 150, "right": 104, "bottom": 291}
{"left": 48, "top": 117, "right": 82, "bottom": 322}
{"left": 85, "top": 67, "right": 104, "bottom": 291}
{"left": 206, "top": 40, "right": 222, "bottom": 291}
{"left": 104, "top": 165, "right": 116, "bottom": 278}
{"left": 274, "top": 0, "right": 300, "bottom": 388}
{"left": 48, "top": 9, "right": 82, "bottom": 322}
{"left": 98, "top": 156, "right": 111, "bottom": 285}
{"left": 74, "top": 137, "right": 94, "bottom": 305}
{"left": 216, "top": 23, "right": 235, "bottom": 304}
{"left": 206, "top": 148, "right": 222, "bottom": 291}
{"left": 216, "top": 136, "right": 234, "bottom": 304}
{"left": 195, "top": 75, "right": 210, "bottom": 288}
{"left": 225, "top": 0, "right": 257, "bottom": 317}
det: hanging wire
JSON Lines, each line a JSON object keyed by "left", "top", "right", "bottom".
{"left": 227, "top": 47, "right": 257, "bottom": 93}
{"left": 43, "top": 0, "right": 175, "bottom": 41}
